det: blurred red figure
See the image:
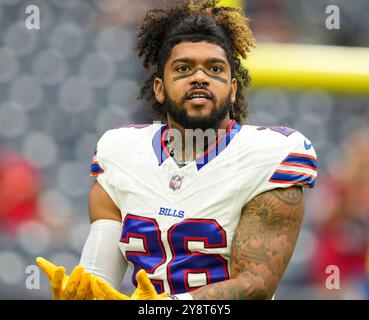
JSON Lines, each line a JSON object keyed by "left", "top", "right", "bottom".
{"left": 310, "top": 127, "right": 369, "bottom": 285}
{"left": 0, "top": 144, "right": 41, "bottom": 233}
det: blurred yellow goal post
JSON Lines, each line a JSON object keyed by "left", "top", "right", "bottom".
{"left": 218, "top": 0, "right": 369, "bottom": 93}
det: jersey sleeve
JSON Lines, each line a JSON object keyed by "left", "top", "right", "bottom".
{"left": 245, "top": 130, "right": 318, "bottom": 205}
{"left": 268, "top": 135, "right": 318, "bottom": 189}
{"left": 89, "top": 130, "right": 121, "bottom": 209}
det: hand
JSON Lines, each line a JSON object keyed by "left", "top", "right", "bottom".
{"left": 90, "top": 275, "right": 130, "bottom": 300}
{"left": 91, "top": 269, "right": 169, "bottom": 300}
{"left": 36, "top": 257, "right": 94, "bottom": 300}
{"left": 130, "top": 269, "right": 169, "bottom": 300}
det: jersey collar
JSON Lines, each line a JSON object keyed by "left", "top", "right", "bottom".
{"left": 152, "top": 120, "right": 242, "bottom": 170}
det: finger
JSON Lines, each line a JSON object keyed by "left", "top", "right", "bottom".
{"left": 93, "top": 277, "right": 122, "bottom": 300}
{"left": 91, "top": 276, "right": 129, "bottom": 300}
{"left": 134, "top": 270, "right": 159, "bottom": 300}
{"left": 130, "top": 287, "right": 140, "bottom": 300}
{"left": 90, "top": 276, "right": 108, "bottom": 300}
{"left": 85, "top": 286, "right": 95, "bottom": 300}
{"left": 51, "top": 267, "right": 66, "bottom": 300}
{"left": 74, "top": 272, "right": 91, "bottom": 300}
{"left": 36, "top": 257, "right": 57, "bottom": 281}
{"left": 136, "top": 269, "right": 155, "bottom": 292}
{"left": 62, "top": 266, "right": 84, "bottom": 300}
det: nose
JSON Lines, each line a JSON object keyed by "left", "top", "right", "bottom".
{"left": 189, "top": 68, "right": 209, "bottom": 87}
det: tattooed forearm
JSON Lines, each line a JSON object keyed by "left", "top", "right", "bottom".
{"left": 190, "top": 187, "right": 305, "bottom": 300}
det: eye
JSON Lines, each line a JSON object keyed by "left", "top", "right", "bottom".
{"left": 176, "top": 65, "right": 191, "bottom": 73}
{"left": 210, "top": 66, "right": 224, "bottom": 73}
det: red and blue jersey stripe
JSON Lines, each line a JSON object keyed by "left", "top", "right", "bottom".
{"left": 90, "top": 162, "right": 104, "bottom": 176}
{"left": 90, "top": 149, "right": 104, "bottom": 176}
{"left": 270, "top": 153, "right": 317, "bottom": 188}
{"left": 281, "top": 153, "right": 317, "bottom": 171}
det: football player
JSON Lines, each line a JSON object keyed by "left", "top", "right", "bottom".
{"left": 37, "top": 0, "right": 317, "bottom": 300}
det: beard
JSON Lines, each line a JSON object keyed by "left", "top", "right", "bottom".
{"left": 162, "top": 90, "right": 232, "bottom": 131}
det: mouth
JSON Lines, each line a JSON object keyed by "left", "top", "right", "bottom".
{"left": 186, "top": 90, "right": 212, "bottom": 101}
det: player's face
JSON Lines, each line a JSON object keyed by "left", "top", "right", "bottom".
{"left": 154, "top": 41, "right": 237, "bottom": 130}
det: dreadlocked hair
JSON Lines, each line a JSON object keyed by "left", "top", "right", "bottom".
{"left": 136, "top": 0, "right": 256, "bottom": 124}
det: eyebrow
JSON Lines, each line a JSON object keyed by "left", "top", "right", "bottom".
{"left": 171, "top": 57, "right": 227, "bottom": 66}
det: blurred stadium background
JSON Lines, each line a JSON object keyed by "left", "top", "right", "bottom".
{"left": 0, "top": 0, "right": 369, "bottom": 299}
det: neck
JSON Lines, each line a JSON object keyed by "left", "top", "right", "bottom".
{"left": 166, "top": 115, "right": 232, "bottom": 163}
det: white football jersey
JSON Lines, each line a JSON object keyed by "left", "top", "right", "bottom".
{"left": 90, "top": 121, "right": 318, "bottom": 295}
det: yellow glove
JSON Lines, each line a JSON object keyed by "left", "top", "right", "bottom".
{"left": 36, "top": 257, "right": 94, "bottom": 300}
{"left": 90, "top": 275, "right": 130, "bottom": 300}
{"left": 130, "top": 270, "right": 169, "bottom": 300}
{"left": 91, "top": 269, "right": 169, "bottom": 300}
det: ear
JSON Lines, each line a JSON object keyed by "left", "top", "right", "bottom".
{"left": 153, "top": 77, "right": 165, "bottom": 104}
{"left": 231, "top": 78, "right": 238, "bottom": 104}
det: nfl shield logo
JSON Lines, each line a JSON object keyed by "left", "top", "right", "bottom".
{"left": 169, "top": 174, "right": 184, "bottom": 191}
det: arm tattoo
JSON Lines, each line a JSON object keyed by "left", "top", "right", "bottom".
{"left": 190, "top": 187, "right": 305, "bottom": 300}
